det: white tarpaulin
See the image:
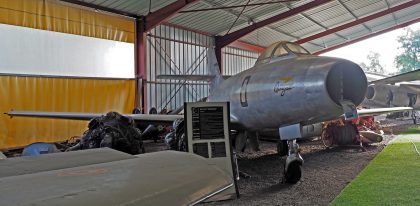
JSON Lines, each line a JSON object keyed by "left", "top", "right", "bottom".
{"left": 0, "top": 23, "right": 134, "bottom": 78}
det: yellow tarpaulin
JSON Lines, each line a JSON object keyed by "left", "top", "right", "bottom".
{"left": 0, "top": 0, "right": 135, "bottom": 43}
{"left": 0, "top": 76, "right": 136, "bottom": 149}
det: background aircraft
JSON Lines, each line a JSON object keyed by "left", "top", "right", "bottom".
{"left": 6, "top": 41, "right": 412, "bottom": 183}
{"left": 364, "top": 69, "right": 420, "bottom": 123}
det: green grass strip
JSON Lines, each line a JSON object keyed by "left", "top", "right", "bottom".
{"left": 330, "top": 129, "right": 420, "bottom": 206}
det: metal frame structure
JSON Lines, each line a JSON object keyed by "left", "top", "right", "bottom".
{"left": 146, "top": 24, "right": 212, "bottom": 111}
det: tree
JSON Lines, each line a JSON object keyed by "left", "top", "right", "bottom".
{"left": 394, "top": 28, "right": 420, "bottom": 73}
{"left": 360, "top": 51, "right": 384, "bottom": 73}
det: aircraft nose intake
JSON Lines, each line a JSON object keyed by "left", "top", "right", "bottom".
{"left": 325, "top": 60, "right": 367, "bottom": 106}
{"left": 366, "top": 85, "right": 375, "bottom": 99}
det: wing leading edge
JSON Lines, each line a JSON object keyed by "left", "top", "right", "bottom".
{"left": 357, "top": 107, "right": 413, "bottom": 117}
{"left": 370, "top": 69, "right": 420, "bottom": 85}
{"left": 6, "top": 107, "right": 413, "bottom": 129}
{"left": 5, "top": 111, "right": 183, "bottom": 123}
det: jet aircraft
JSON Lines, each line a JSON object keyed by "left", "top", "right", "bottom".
{"left": 6, "top": 41, "right": 412, "bottom": 183}
{"left": 364, "top": 69, "right": 420, "bottom": 123}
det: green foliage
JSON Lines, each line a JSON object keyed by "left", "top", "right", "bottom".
{"left": 400, "top": 127, "right": 420, "bottom": 134}
{"left": 360, "top": 51, "right": 384, "bottom": 73}
{"left": 395, "top": 28, "right": 420, "bottom": 73}
{"left": 330, "top": 130, "right": 420, "bottom": 206}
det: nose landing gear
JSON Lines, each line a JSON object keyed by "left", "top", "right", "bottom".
{"left": 283, "top": 139, "right": 303, "bottom": 183}
{"left": 279, "top": 124, "right": 304, "bottom": 184}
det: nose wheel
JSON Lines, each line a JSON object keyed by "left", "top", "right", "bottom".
{"left": 284, "top": 161, "right": 302, "bottom": 184}
{"left": 283, "top": 140, "right": 303, "bottom": 184}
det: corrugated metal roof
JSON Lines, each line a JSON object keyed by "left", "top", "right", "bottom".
{"left": 240, "top": 27, "right": 294, "bottom": 47}
{"left": 80, "top": 0, "right": 177, "bottom": 16}
{"left": 170, "top": 1, "right": 249, "bottom": 35}
{"left": 64, "top": 0, "right": 419, "bottom": 54}
{"left": 343, "top": 0, "right": 387, "bottom": 17}
{"left": 395, "top": 3, "right": 420, "bottom": 21}
{"left": 336, "top": 24, "right": 368, "bottom": 38}
{"left": 303, "top": 1, "right": 354, "bottom": 28}
{"left": 365, "top": 14, "right": 395, "bottom": 29}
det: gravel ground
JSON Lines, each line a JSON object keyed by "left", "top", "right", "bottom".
{"left": 208, "top": 119, "right": 416, "bottom": 206}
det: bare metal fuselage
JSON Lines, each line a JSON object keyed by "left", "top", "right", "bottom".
{"left": 207, "top": 55, "right": 367, "bottom": 134}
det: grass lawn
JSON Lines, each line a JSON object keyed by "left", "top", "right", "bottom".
{"left": 330, "top": 128, "right": 420, "bottom": 206}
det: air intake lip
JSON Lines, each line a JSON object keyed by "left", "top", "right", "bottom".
{"left": 326, "top": 61, "right": 367, "bottom": 106}
{"left": 366, "top": 86, "right": 375, "bottom": 99}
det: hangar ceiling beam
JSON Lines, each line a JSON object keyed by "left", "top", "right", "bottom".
{"left": 295, "top": 0, "right": 419, "bottom": 44}
{"left": 143, "top": 0, "right": 199, "bottom": 32}
{"left": 215, "top": 0, "right": 332, "bottom": 49}
{"left": 229, "top": 41, "right": 265, "bottom": 53}
{"left": 314, "top": 18, "right": 420, "bottom": 55}
{"left": 200, "top": 0, "right": 303, "bottom": 52}
{"left": 214, "top": 0, "right": 332, "bottom": 67}
{"left": 201, "top": 0, "right": 326, "bottom": 50}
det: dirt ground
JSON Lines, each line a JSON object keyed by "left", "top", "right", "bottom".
{"left": 208, "top": 119, "right": 415, "bottom": 206}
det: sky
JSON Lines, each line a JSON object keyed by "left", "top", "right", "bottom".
{"left": 321, "top": 22, "right": 420, "bottom": 75}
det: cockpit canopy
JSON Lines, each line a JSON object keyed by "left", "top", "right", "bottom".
{"left": 255, "top": 41, "right": 311, "bottom": 65}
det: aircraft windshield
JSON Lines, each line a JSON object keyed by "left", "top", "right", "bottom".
{"left": 255, "top": 42, "right": 310, "bottom": 65}
{"left": 256, "top": 43, "right": 279, "bottom": 63}
{"left": 273, "top": 45, "right": 288, "bottom": 57}
{"left": 285, "top": 43, "right": 310, "bottom": 55}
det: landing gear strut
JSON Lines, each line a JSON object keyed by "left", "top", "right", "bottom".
{"left": 411, "top": 110, "right": 417, "bottom": 125}
{"left": 283, "top": 139, "right": 303, "bottom": 183}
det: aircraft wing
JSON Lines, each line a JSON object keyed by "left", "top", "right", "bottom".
{"left": 357, "top": 107, "right": 412, "bottom": 117}
{"left": 400, "top": 83, "right": 420, "bottom": 92}
{"left": 157, "top": 74, "right": 216, "bottom": 81}
{"left": 157, "top": 75, "right": 232, "bottom": 82}
{"left": 370, "top": 69, "right": 420, "bottom": 85}
{"left": 6, "top": 110, "right": 245, "bottom": 131}
{"left": 5, "top": 111, "right": 183, "bottom": 126}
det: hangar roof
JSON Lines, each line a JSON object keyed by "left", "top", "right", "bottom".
{"left": 62, "top": 0, "right": 419, "bottom": 54}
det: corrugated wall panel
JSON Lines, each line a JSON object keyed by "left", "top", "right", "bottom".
{"left": 223, "top": 47, "right": 259, "bottom": 75}
{"left": 146, "top": 25, "right": 259, "bottom": 112}
{"left": 146, "top": 25, "right": 213, "bottom": 112}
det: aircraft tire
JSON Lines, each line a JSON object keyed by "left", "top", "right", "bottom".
{"left": 284, "top": 161, "right": 302, "bottom": 184}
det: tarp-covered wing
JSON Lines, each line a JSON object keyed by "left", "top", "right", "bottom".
{"left": 0, "top": 150, "right": 233, "bottom": 206}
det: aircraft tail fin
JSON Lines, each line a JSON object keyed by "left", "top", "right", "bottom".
{"left": 156, "top": 48, "right": 224, "bottom": 92}
{"left": 207, "top": 48, "right": 224, "bottom": 92}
